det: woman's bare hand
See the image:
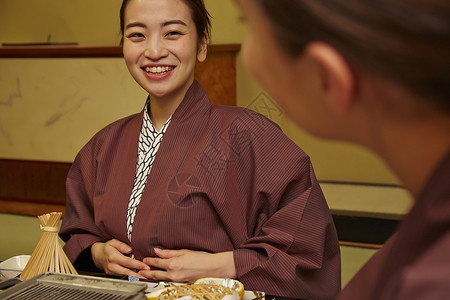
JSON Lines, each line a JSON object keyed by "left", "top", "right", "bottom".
{"left": 91, "top": 239, "right": 150, "bottom": 278}
{"left": 138, "top": 248, "right": 236, "bottom": 283}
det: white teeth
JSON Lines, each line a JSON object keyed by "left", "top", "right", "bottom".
{"left": 145, "top": 66, "right": 173, "bottom": 74}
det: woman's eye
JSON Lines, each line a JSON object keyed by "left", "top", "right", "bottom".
{"left": 166, "top": 31, "right": 182, "bottom": 38}
{"left": 127, "top": 33, "right": 145, "bottom": 39}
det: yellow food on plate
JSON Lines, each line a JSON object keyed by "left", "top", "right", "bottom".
{"left": 195, "top": 278, "right": 244, "bottom": 300}
{"left": 146, "top": 284, "right": 235, "bottom": 300}
{"left": 146, "top": 278, "right": 244, "bottom": 300}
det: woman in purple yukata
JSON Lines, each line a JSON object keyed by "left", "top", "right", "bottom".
{"left": 235, "top": 0, "right": 450, "bottom": 299}
{"left": 59, "top": 0, "right": 340, "bottom": 298}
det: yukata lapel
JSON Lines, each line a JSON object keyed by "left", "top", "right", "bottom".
{"left": 130, "top": 81, "right": 212, "bottom": 258}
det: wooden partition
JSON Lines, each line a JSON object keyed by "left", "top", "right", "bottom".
{"left": 0, "top": 159, "right": 70, "bottom": 216}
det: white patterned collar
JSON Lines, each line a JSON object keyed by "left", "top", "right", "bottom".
{"left": 143, "top": 98, "right": 172, "bottom": 134}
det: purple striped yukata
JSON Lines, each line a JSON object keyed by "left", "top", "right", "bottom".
{"left": 60, "top": 80, "right": 340, "bottom": 299}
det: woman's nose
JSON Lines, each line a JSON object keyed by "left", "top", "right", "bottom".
{"left": 144, "top": 37, "right": 169, "bottom": 60}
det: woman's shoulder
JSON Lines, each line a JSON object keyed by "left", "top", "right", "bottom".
{"left": 78, "top": 112, "right": 141, "bottom": 155}
{"left": 97, "top": 113, "right": 140, "bottom": 135}
{"left": 209, "top": 104, "right": 308, "bottom": 157}
{"left": 210, "top": 104, "right": 281, "bottom": 130}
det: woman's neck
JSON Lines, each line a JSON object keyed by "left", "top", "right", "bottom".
{"left": 149, "top": 96, "right": 182, "bottom": 131}
{"left": 355, "top": 77, "right": 450, "bottom": 198}
{"left": 148, "top": 79, "right": 194, "bottom": 131}
{"left": 369, "top": 109, "right": 450, "bottom": 199}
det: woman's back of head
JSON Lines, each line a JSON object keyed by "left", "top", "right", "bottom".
{"left": 256, "top": 0, "right": 450, "bottom": 112}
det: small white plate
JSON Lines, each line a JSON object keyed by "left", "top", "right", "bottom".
{"left": 0, "top": 255, "right": 31, "bottom": 279}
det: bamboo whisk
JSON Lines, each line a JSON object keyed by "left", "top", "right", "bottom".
{"left": 20, "top": 212, "right": 78, "bottom": 280}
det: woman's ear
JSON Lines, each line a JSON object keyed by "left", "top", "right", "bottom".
{"left": 305, "top": 42, "right": 355, "bottom": 115}
{"left": 197, "top": 31, "right": 208, "bottom": 62}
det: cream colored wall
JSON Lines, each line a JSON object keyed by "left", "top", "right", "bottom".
{"left": 0, "top": 0, "right": 399, "bottom": 184}
{"left": 0, "top": 58, "right": 147, "bottom": 161}
{"left": 0, "top": 0, "right": 243, "bottom": 46}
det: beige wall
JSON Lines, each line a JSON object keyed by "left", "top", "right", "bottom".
{"left": 0, "top": 0, "right": 399, "bottom": 184}
{"left": 0, "top": 0, "right": 243, "bottom": 45}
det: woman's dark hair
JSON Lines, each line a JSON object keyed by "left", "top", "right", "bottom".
{"left": 120, "top": 0, "right": 211, "bottom": 45}
{"left": 256, "top": 0, "right": 450, "bottom": 111}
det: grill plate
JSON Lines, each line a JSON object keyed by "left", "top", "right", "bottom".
{"left": 0, "top": 273, "right": 146, "bottom": 299}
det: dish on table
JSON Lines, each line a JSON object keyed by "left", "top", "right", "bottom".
{"left": 0, "top": 255, "right": 31, "bottom": 279}
{"left": 145, "top": 277, "right": 265, "bottom": 300}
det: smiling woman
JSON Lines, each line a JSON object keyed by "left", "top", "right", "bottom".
{"left": 58, "top": 0, "right": 341, "bottom": 298}
{"left": 121, "top": 0, "right": 208, "bottom": 130}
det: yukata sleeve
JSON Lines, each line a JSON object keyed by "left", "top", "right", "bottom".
{"left": 234, "top": 161, "right": 341, "bottom": 299}
{"left": 59, "top": 145, "right": 106, "bottom": 270}
{"left": 230, "top": 113, "right": 341, "bottom": 299}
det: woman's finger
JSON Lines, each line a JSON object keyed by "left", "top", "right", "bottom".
{"left": 138, "top": 269, "right": 175, "bottom": 282}
{"left": 107, "top": 239, "right": 133, "bottom": 254}
{"left": 116, "top": 255, "right": 150, "bottom": 271}
{"left": 154, "top": 248, "right": 187, "bottom": 259}
{"left": 109, "top": 263, "right": 146, "bottom": 279}
{"left": 142, "top": 256, "right": 170, "bottom": 270}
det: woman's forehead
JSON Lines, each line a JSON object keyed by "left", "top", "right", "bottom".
{"left": 124, "top": 0, "right": 193, "bottom": 23}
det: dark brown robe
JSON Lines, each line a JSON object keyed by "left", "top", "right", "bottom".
{"left": 337, "top": 149, "right": 450, "bottom": 299}
{"left": 60, "top": 81, "right": 340, "bottom": 299}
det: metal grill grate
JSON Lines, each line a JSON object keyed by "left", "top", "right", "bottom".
{"left": 0, "top": 273, "right": 146, "bottom": 300}
{"left": 2, "top": 283, "right": 134, "bottom": 299}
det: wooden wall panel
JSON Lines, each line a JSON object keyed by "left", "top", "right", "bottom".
{"left": 0, "top": 159, "right": 70, "bottom": 215}
{"left": 195, "top": 45, "right": 238, "bottom": 107}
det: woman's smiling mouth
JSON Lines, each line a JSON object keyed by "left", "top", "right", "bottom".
{"left": 144, "top": 66, "right": 175, "bottom": 75}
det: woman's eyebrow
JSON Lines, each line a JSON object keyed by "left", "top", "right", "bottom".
{"left": 125, "top": 22, "right": 147, "bottom": 30}
{"left": 162, "top": 20, "right": 187, "bottom": 27}
{"left": 125, "top": 20, "right": 187, "bottom": 31}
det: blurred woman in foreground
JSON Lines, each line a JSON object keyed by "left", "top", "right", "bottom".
{"left": 235, "top": 0, "right": 450, "bottom": 298}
